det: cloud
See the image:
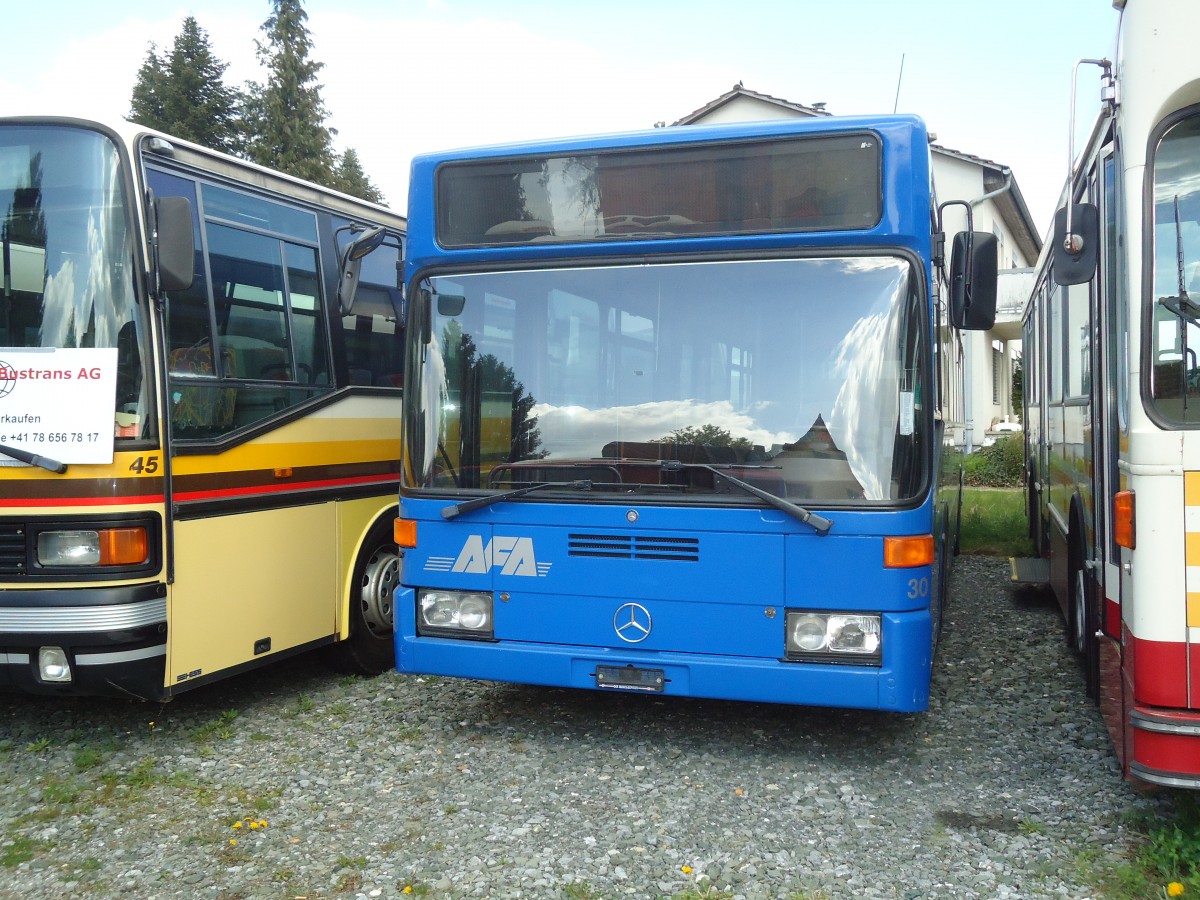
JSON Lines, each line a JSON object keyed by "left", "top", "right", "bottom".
{"left": 309, "top": 9, "right": 736, "bottom": 208}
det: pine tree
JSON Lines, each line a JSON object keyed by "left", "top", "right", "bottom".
{"left": 334, "top": 148, "right": 386, "bottom": 204}
{"left": 129, "top": 44, "right": 169, "bottom": 129}
{"left": 246, "top": 0, "right": 336, "bottom": 185}
{"left": 127, "top": 17, "right": 243, "bottom": 155}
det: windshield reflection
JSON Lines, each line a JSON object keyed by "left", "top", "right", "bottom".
{"left": 408, "top": 256, "right": 926, "bottom": 504}
{"left": 1152, "top": 114, "right": 1200, "bottom": 424}
{"left": 0, "top": 125, "right": 145, "bottom": 439}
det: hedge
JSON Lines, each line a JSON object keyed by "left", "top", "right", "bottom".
{"left": 962, "top": 435, "right": 1024, "bottom": 487}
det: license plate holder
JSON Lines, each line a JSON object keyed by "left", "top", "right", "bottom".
{"left": 595, "top": 664, "right": 665, "bottom": 693}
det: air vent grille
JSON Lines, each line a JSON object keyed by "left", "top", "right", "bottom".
{"left": 0, "top": 523, "right": 28, "bottom": 576}
{"left": 568, "top": 533, "right": 699, "bottom": 562}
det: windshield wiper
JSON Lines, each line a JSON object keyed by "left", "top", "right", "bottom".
{"left": 0, "top": 443, "right": 67, "bottom": 474}
{"left": 442, "top": 479, "right": 594, "bottom": 519}
{"left": 661, "top": 460, "right": 833, "bottom": 535}
{"left": 1160, "top": 195, "right": 1200, "bottom": 327}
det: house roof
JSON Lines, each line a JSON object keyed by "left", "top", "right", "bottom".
{"left": 673, "top": 84, "right": 832, "bottom": 124}
{"left": 674, "top": 85, "right": 1041, "bottom": 261}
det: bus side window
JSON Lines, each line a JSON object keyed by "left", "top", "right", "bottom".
{"left": 148, "top": 171, "right": 237, "bottom": 437}
{"left": 339, "top": 240, "right": 404, "bottom": 388}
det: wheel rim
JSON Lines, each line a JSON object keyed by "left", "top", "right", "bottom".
{"left": 359, "top": 548, "right": 399, "bottom": 638}
{"left": 1073, "top": 568, "right": 1087, "bottom": 656}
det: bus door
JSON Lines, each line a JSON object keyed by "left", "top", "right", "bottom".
{"left": 1094, "top": 147, "right": 1125, "bottom": 703}
{"left": 150, "top": 169, "right": 338, "bottom": 689}
{"left": 1097, "top": 150, "right": 1126, "bottom": 639}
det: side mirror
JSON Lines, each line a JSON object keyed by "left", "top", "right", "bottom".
{"left": 1052, "top": 203, "right": 1100, "bottom": 285}
{"left": 949, "top": 231, "right": 998, "bottom": 330}
{"left": 337, "top": 225, "right": 388, "bottom": 315}
{"left": 436, "top": 292, "right": 466, "bottom": 317}
{"left": 155, "top": 196, "right": 195, "bottom": 293}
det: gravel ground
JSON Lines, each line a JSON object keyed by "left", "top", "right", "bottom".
{"left": 0, "top": 556, "right": 1168, "bottom": 899}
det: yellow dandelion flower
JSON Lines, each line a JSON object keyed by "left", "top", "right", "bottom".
{"left": 403, "top": 887, "right": 413, "bottom": 895}
{"left": 249, "top": 822, "right": 259, "bottom": 830}
{"left": 229, "top": 838, "right": 237, "bottom": 846}
{"left": 1168, "top": 883, "right": 1185, "bottom": 898}
{"left": 258, "top": 820, "right": 268, "bottom": 828}
{"left": 681, "top": 865, "right": 693, "bottom": 874}
{"left": 231, "top": 821, "right": 242, "bottom": 830}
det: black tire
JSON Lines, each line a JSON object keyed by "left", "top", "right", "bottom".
{"left": 326, "top": 518, "right": 399, "bottom": 676}
{"left": 933, "top": 508, "right": 950, "bottom": 654}
{"left": 1069, "top": 562, "right": 1088, "bottom": 656}
{"left": 1067, "top": 537, "right": 1101, "bottom": 701}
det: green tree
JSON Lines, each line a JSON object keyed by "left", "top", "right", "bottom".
{"left": 334, "top": 148, "right": 385, "bottom": 205}
{"left": 658, "top": 424, "right": 752, "bottom": 451}
{"left": 128, "top": 17, "right": 243, "bottom": 155}
{"left": 245, "top": 0, "right": 336, "bottom": 185}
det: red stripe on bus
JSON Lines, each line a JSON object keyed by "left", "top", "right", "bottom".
{"left": 1104, "top": 596, "right": 1121, "bottom": 639}
{"left": 2, "top": 494, "right": 166, "bottom": 508}
{"left": 173, "top": 473, "right": 398, "bottom": 502}
{"left": 1132, "top": 712, "right": 1200, "bottom": 782}
{"left": 1193, "top": 642, "right": 1200, "bottom": 710}
{"left": 1129, "top": 633, "right": 1189, "bottom": 708}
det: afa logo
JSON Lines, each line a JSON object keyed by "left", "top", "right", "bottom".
{"left": 424, "top": 535, "right": 551, "bottom": 577}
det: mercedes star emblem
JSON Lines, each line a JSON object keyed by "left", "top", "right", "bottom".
{"left": 613, "top": 602, "right": 652, "bottom": 643}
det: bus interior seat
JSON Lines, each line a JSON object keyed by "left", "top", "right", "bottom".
{"left": 168, "top": 343, "right": 237, "bottom": 432}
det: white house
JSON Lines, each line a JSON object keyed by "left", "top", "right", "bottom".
{"left": 673, "top": 85, "right": 1039, "bottom": 450}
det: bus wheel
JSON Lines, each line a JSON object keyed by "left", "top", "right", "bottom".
{"left": 1071, "top": 565, "right": 1088, "bottom": 657}
{"left": 932, "top": 522, "right": 948, "bottom": 655}
{"left": 327, "top": 521, "right": 398, "bottom": 676}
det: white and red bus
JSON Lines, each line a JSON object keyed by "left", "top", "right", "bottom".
{"left": 1022, "top": 0, "right": 1200, "bottom": 788}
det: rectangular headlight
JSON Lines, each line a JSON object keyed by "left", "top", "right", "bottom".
{"left": 417, "top": 590, "right": 494, "bottom": 639}
{"left": 37, "top": 530, "right": 102, "bottom": 566}
{"left": 36, "top": 527, "right": 149, "bottom": 567}
{"left": 785, "top": 610, "right": 881, "bottom": 665}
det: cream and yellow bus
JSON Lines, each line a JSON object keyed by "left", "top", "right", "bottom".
{"left": 0, "top": 116, "right": 405, "bottom": 699}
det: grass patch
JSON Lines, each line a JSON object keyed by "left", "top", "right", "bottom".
{"left": 0, "top": 835, "right": 43, "bottom": 868}
{"left": 1097, "top": 793, "right": 1200, "bottom": 899}
{"left": 190, "top": 709, "right": 239, "bottom": 744}
{"left": 73, "top": 748, "right": 105, "bottom": 771}
{"left": 958, "top": 487, "right": 1033, "bottom": 557}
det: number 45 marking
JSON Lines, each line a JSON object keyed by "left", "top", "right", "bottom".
{"left": 128, "top": 455, "right": 160, "bottom": 475}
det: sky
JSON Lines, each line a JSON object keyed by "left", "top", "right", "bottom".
{"left": 2, "top": 0, "right": 1121, "bottom": 236}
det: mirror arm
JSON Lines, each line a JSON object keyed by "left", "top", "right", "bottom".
{"left": 1064, "top": 58, "right": 1113, "bottom": 246}
{"left": 937, "top": 199, "right": 975, "bottom": 307}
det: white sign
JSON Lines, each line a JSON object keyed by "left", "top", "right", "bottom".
{"left": 0, "top": 348, "right": 119, "bottom": 465}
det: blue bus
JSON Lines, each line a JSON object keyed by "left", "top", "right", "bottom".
{"left": 394, "top": 116, "right": 996, "bottom": 711}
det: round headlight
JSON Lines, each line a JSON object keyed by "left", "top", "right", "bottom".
{"left": 458, "top": 596, "right": 489, "bottom": 630}
{"left": 790, "top": 614, "right": 828, "bottom": 651}
{"left": 420, "top": 594, "right": 454, "bottom": 626}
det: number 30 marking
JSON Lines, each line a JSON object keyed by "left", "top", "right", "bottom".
{"left": 907, "top": 578, "right": 930, "bottom": 599}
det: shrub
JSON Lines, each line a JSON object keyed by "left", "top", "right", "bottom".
{"left": 963, "top": 435, "right": 1024, "bottom": 487}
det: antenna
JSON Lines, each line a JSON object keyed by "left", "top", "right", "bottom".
{"left": 893, "top": 53, "right": 905, "bottom": 114}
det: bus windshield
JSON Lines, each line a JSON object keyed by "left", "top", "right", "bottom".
{"left": 407, "top": 256, "right": 928, "bottom": 504}
{"left": 1150, "top": 113, "right": 1200, "bottom": 425}
{"left": 0, "top": 125, "right": 147, "bottom": 439}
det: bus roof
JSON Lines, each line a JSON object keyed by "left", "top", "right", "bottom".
{"left": 407, "top": 114, "right": 933, "bottom": 267}
{"left": 1, "top": 114, "right": 407, "bottom": 230}
{"left": 411, "top": 113, "right": 929, "bottom": 167}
